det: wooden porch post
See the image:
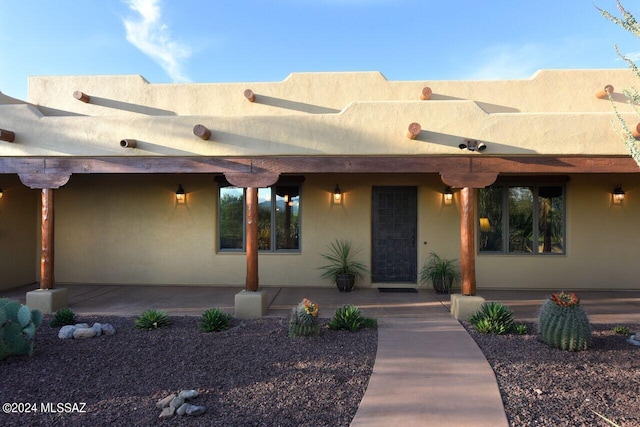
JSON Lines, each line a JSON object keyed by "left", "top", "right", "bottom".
{"left": 246, "top": 187, "right": 259, "bottom": 291}
{"left": 40, "top": 188, "right": 55, "bottom": 290}
{"left": 460, "top": 187, "right": 476, "bottom": 296}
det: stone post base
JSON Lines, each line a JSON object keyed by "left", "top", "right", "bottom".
{"left": 450, "top": 294, "right": 486, "bottom": 321}
{"left": 234, "top": 290, "right": 268, "bottom": 319}
{"left": 26, "top": 288, "right": 68, "bottom": 314}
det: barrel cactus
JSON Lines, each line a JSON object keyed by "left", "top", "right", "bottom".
{"left": 0, "top": 298, "right": 43, "bottom": 360}
{"left": 538, "top": 292, "right": 591, "bottom": 351}
{"left": 289, "top": 298, "right": 320, "bottom": 337}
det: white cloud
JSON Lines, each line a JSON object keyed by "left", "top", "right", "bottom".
{"left": 465, "top": 44, "right": 549, "bottom": 80}
{"left": 620, "top": 51, "right": 640, "bottom": 61}
{"left": 122, "top": 0, "right": 192, "bottom": 82}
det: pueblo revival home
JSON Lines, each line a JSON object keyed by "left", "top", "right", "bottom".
{"left": 0, "top": 69, "right": 639, "bottom": 313}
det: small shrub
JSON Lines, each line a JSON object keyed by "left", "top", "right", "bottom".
{"left": 612, "top": 325, "right": 631, "bottom": 336}
{"left": 49, "top": 307, "right": 77, "bottom": 327}
{"left": 289, "top": 298, "right": 320, "bottom": 337}
{"left": 328, "top": 304, "right": 376, "bottom": 332}
{"left": 200, "top": 308, "right": 232, "bottom": 332}
{"left": 513, "top": 323, "right": 528, "bottom": 335}
{"left": 135, "top": 309, "right": 171, "bottom": 330}
{"left": 469, "top": 302, "right": 514, "bottom": 335}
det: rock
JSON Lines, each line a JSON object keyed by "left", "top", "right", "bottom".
{"left": 101, "top": 323, "right": 116, "bottom": 336}
{"left": 179, "top": 389, "right": 199, "bottom": 400}
{"left": 58, "top": 325, "right": 76, "bottom": 339}
{"left": 186, "top": 405, "right": 206, "bottom": 416}
{"left": 170, "top": 396, "right": 185, "bottom": 409}
{"left": 74, "top": 323, "right": 89, "bottom": 329}
{"left": 91, "top": 323, "right": 102, "bottom": 337}
{"left": 73, "top": 327, "right": 97, "bottom": 339}
{"left": 176, "top": 402, "right": 190, "bottom": 416}
{"left": 159, "top": 406, "right": 175, "bottom": 418}
{"left": 627, "top": 334, "right": 640, "bottom": 346}
{"left": 156, "top": 394, "right": 175, "bottom": 409}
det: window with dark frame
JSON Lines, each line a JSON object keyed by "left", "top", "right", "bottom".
{"left": 478, "top": 183, "right": 565, "bottom": 255}
{"left": 218, "top": 183, "right": 301, "bottom": 252}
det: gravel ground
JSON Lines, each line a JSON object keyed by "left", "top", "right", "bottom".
{"left": 0, "top": 316, "right": 376, "bottom": 427}
{"left": 465, "top": 321, "right": 640, "bottom": 427}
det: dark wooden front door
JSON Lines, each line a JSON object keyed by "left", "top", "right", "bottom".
{"left": 371, "top": 186, "right": 417, "bottom": 283}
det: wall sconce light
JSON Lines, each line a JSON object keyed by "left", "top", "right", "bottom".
{"left": 0, "top": 188, "right": 3, "bottom": 199}
{"left": 176, "top": 184, "right": 186, "bottom": 204}
{"left": 443, "top": 187, "right": 453, "bottom": 205}
{"left": 333, "top": 184, "right": 342, "bottom": 204}
{"left": 613, "top": 185, "right": 625, "bottom": 204}
{"left": 479, "top": 217, "right": 491, "bottom": 232}
{"left": 458, "top": 139, "right": 486, "bottom": 152}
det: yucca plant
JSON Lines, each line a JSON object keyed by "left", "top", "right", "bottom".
{"left": 469, "top": 302, "right": 514, "bottom": 335}
{"left": 328, "top": 304, "right": 376, "bottom": 332}
{"left": 135, "top": 309, "right": 171, "bottom": 330}
{"left": 49, "top": 307, "right": 77, "bottom": 327}
{"left": 318, "top": 239, "right": 368, "bottom": 292}
{"left": 200, "top": 308, "right": 232, "bottom": 332}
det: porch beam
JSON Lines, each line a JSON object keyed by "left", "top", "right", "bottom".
{"left": 459, "top": 187, "right": 476, "bottom": 296}
{"left": 245, "top": 187, "right": 259, "bottom": 291}
{"left": 40, "top": 188, "right": 55, "bottom": 290}
{"left": 1, "top": 155, "right": 639, "bottom": 175}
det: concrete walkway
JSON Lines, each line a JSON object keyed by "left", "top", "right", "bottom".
{"left": 3, "top": 284, "right": 640, "bottom": 426}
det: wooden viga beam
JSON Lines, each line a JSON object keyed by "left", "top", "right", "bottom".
{"left": 420, "top": 87, "right": 432, "bottom": 100}
{"left": 73, "top": 91, "right": 90, "bottom": 103}
{"left": 0, "top": 129, "right": 15, "bottom": 142}
{"left": 193, "top": 124, "right": 211, "bottom": 140}
{"left": 406, "top": 122, "right": 422, "bottom": 139}
{"left": 119, "top": 139, "right": 137, "bottom": 148}
{"left": 244, "top": 89, "right": 256, "bottom": 102}
{"left": 595, "top": 85, "right": 614, "bottom": 99}
{"left": 631, "top": 123, "right": 640, "bottom": 140}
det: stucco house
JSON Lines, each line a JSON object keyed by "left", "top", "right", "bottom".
{"left": 0, "top": 69, "right": 639, "bottom": 313}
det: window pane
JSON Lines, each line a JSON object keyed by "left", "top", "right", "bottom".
{"left": 258, "top": 188, "right": 272, "bottom": 250}
{"left": 478, "top": 187, "right": 504, "bottom": 252}
{"left": 275, "top": 185, "right": 300, "bottom": 250}
{"left": 538, "top": 186, "right": 564, "bottom": 253}
{"left": 219, "top": 187, "right": 244, "bottom": 250}
{"left": 509, "top": 187, "right": 533, "bottom": 253}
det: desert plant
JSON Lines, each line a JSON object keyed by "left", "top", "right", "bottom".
{"left": 612, "top": 325, "right": 631, "bottom": 336}
{"left": 328, "top": 304, "right": 376, "bottom": 332}
{"left": 469, "top": 302, "right": 514, "bottom": 335}
{"left": 538, "top": 291, "right": 591, "bottom": 351}
{"left": 513, "top": 323, "right": 528, "bottom": 335}
{"left": 49, "top": 307, "right": 77, "bottom": 327}
{"left": 0, "top": 298, "right": 43, "bottom": 360}
{"left": 419, "top": 252, "right": 461, "bottom": 294}
{"left": 200, "top": 308, "right": 232, "bottom": 332}
{"left": 318, "top": 239, "right": 368, "bottom": 292}
{"left": 289, "top": 298, "right": 320, "bottom": 337}
{"left": 135, "top": 309, "right": 171, "bottom": 330}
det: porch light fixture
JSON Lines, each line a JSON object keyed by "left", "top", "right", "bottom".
{"left": 613, "top": 185, "right": 625, "bottom": 204}
{"left": 443, "top": 187, "right": 453, "bottom": 205}
{"left": 333, "top": 184, "right": 342, "bottom": 204}
{"left": 0, "top": 188, "right": 3, "bottom": 199}
{"left": 176, "top": 184, "right": 186, "bottom": 204}
{"left": 459, "top": 139, "right": 486, "bottom": 152}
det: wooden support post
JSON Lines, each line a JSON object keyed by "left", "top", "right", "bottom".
{"left": 460, "top": 187, "right": 476, "bottom": 296}
{"left": 40, "top": 188, "right": 55, "bottom": 290}
{"left": 246, "top": 187, "right": 259, "bottom": 291}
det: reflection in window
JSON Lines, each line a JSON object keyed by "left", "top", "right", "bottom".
{"left": 218, "top": 184, "right": 300, "bottom": 252}
{"left": 478, "top": 184, "right": 564, "bottom": 255}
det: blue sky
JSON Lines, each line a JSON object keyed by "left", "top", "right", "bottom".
{"left": 0, "top": 0, "right": 638, "bottom": 101}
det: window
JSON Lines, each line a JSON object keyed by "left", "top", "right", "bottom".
{"left": 218, "top": 183, "right": 301, "bottom": 252}
{"left": 478, "top": 183, "right": 565, "bottom": 254}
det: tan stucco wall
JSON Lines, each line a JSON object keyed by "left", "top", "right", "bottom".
{"left": 476, "top": 174, "right": 640, "bottom": 289}
{"left": 0, "top": 69, "right": 637, "bottom": 158}
{"left": 0, "top": 175, "right": 37, "bottom": 289}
